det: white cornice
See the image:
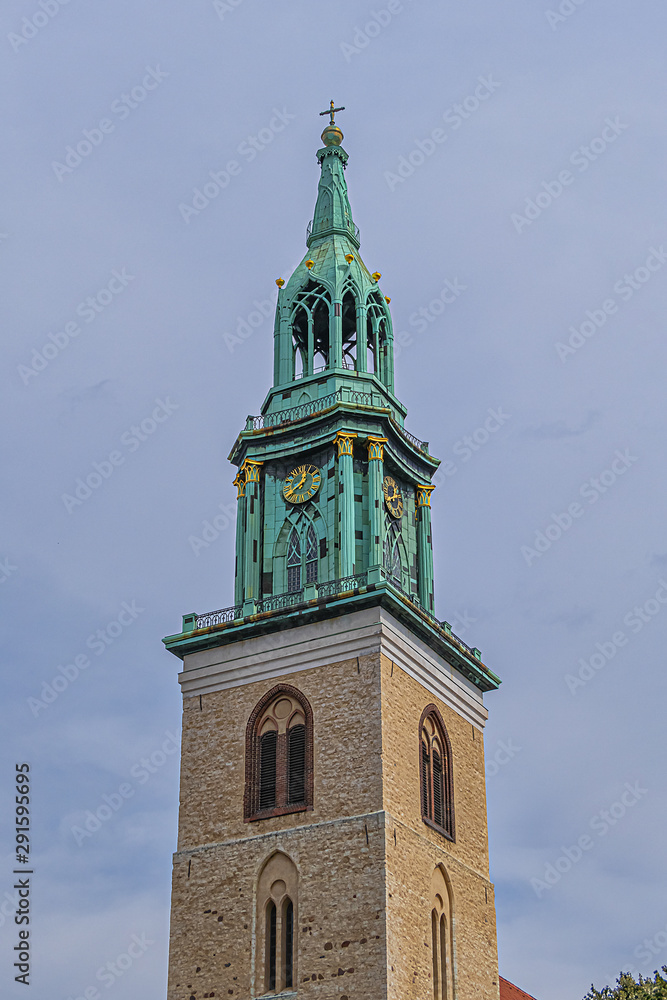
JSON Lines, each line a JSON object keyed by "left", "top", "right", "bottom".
{"left": 178, "top": 606, "right": 489, "bottom": 730}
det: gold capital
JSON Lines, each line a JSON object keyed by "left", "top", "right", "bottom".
{"left": 242, "top": 459, "right": 263, "bottom": 483}
{"left": 333, "top": 431, "right": 357, "bottom": 458}
{"left": 233, "top": 472, "right": 246, "bottom": 499}
{"left": 366, "top": 435, "right": 388, "bottom": 461}
{"left": 416, "top": 484, "right": 435, "bottom": 508}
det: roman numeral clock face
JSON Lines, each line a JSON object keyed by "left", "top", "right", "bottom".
{"left": 283, "top": 464, "right": 321, "bottom": 504}
{"left": 383, "top": 475, "right": 403, "bottom": 518}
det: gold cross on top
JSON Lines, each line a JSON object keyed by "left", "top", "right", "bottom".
{"left": 319, "top": 99, "right": 345, "bottom": 125}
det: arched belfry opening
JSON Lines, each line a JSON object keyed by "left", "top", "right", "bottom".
{"left": 341, "top": 287, "right": 357, "bottom": 369}
{"left": 366, "top": 289, "right": 393, "bottom": 389}
{"left": 290, "top": 280, "right": 331, "bottom": 379}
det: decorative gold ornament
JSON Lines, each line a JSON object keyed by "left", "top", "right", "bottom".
{"left": 345, "top": 253, "right": 354, "bottom": 263}
{"left": 372, "top": 272, "right": 381, "bottom": 282}
{"left": 383, "top": 475, "right": 403, "bottom": 518}
{"left": 384, "top": 296, "right": 391, "bottom": 304}
{"left": 305, "top": 260, "right": 314, "bottom": 269}
{"left": 242, "top": 459, "right": 263, "bottom": 484}
{"left": 276, "top": 278, "right": 285, "bottom": 287}
{"left": 366, "top": 435, "right": 388, "bottom": 462}
{"left": 416, "top": 484, "right": 435, "bottom": 508}
{"left": 333, "top": 430, "right": 357, "bottom": 457}
{"left": 283, "top": 464, "right": 321, "bottom": 504}
{"left": 233, "top": 471, "right": 246, "bottom": 499}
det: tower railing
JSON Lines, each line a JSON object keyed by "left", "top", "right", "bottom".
{"left": 246, "top": 389, "right": 429, "bottom": 454}
{"left": 190, "top": 577, "right": 480, "bottom": 660}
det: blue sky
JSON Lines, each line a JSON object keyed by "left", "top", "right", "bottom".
{"left": 2, "top": 1, "right": 667, "bottom": 997}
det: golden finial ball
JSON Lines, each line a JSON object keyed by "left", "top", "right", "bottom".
{"left": 321, "top": 124, "right": 344, "bottom": 147}
{"left": 305, "top": 260, "right": 314, "bottom": 270}
{"left": 276, "top": 278, "right": 285, "bottom": 287}
{"left": 345, "top": 253, "right": 354, "bottom": 263}
{"left": 372, "top": 271, "right": 381, "bottom": 282}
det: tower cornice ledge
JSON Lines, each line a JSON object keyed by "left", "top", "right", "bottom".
{"left": 165, "top": 601, "right": 499, "bottom": 728}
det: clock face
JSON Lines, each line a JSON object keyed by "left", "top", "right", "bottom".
{"left": 284, "top": 464, "right": 321, "bottom": 504}
{"left": 383, "top": 476, "right": 403, "bottom": 518}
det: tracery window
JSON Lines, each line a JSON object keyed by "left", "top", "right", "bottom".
{"left": 285, "top": 521, "right": 318, "bottom": 593}
{"left": 245, "top": 685, "right": 314, "bottom": 821}
{"left": 430, "top": 865, "right": 454, "bottom": 999}
{"left": 420, "top": 706, "right": 455, "bottom": 839}
{"left": 257, "top": 852, "right": 299, "bottom": 994}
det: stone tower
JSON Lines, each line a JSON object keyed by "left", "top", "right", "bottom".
{"left": 164, "top": 104, "right": 502, "bottom": 1000}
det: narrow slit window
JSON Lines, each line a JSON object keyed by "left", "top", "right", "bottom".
{"left": 431, "top": 909, "right": 439, "bottom": 999}
{"left": 284, "top": 898, "right": 294, "bottom": 988}
{"left": 267, "top": 901, "right": 277, "bottom": 992}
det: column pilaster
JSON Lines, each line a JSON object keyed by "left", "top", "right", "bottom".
{"left": 366, "top": 436, "right": 388, "bottom": 584}
{"left": 333, "top": 431, "right": 357, "bottom": 579}
{"left": 233, "top": 471, "right": 246, "bottom": 606}
{"left": 416, "top": 484, "right": 436, "bottom": 612}
{"left": 242, "top": 460, "right": 263, "bottom": 611}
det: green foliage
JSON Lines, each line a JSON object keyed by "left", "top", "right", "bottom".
{"left": 584, "top": 967, "right": 667, "bottom": 998}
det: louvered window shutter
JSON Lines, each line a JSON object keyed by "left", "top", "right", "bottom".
{"left": 421, "top": 741, "right": 431, "bottom": 818}
{"left": 287, "top": 724, "right": 306, "bottom": 804}
{"left": 259, "top": 731, "right": 277, "bottom": 810}
{"left": 432, "top": 749, "right": 444, "bottom": 828}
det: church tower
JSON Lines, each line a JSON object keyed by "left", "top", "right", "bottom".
{"left": 164, "top": 103, "right": 502, "bottom": 1000}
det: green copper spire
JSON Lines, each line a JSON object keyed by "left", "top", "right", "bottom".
{"left": 164, "top": 105, "right": 500, "bottom": 696}
{"left": 269, "top": 107, "right": 397, "bottom": 394}
{"left": 308, "top": 101, "right": 358, "bottom": 248}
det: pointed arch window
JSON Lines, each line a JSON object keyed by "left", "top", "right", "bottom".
{"left": 291, "top": 281, "right": 331, "bottom": 378}
{"left": 257, "top": 853, "right": 299, "bottom": 994}
{"left": 283, "top": 518, "right": 319, "bottom": 593}
{"left": 419, "top": 706, "right": 455, "bottom": 840}
{"left": 341, "top": 288, "right": 357, "bottom": 370}
{"left": 367, "top": 290, "right": 391, "bottom": 384}
{"left": 245, "top": 685, "right": 314, "bottom": 821}
{"left": 430, "top": 866, "right": 454, "bottom": 999}
{"left": 287, "top": 528, "right": 302, "bottom": 592}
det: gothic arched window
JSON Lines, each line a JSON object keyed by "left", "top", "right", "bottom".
{"left": 291, "top": 281, "right": 331, "bottom": 377}
{"left": 341, "top": 288, "right": 357, "bottom": 370}
{"left": 245, "top": 685, "right": 314, "bottom": 821}
{"left": 287, "top": 528, "right": 301, "bottom": 592}
{"left": 430, "top": 865, "right": 454, "bottom": 999}
{"left": 257, "top": 852, "right": 299, "bottom": 993}
{"left": 367, "top": 290, "right": 391, "bottom": 383}
{"left": 420, "top": 706, "right": 455, "bottom": 840}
